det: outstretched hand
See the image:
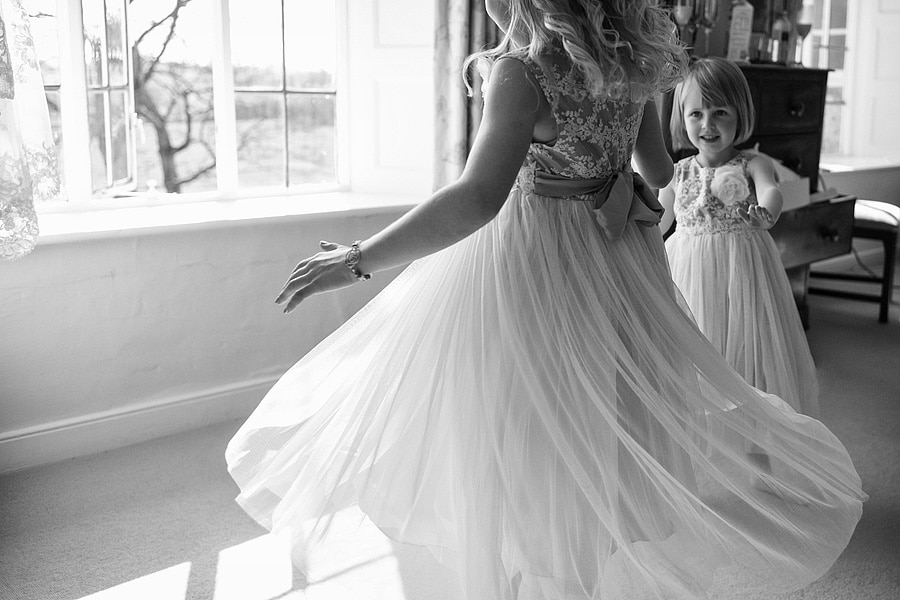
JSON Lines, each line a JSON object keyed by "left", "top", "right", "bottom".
{"left": 275, "top": 241, "right": 358, "bottom": 313}
{"left": 737, "top": 204, "right": 776, "bottom": 229}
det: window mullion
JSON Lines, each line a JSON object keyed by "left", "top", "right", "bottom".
{"left": 281, "top": 1, "right": 289, "bottom": 187}
{"left": 57, "top": 0, "right": 92, "bottom": 200}
{"left": 211, "top": 0, "right": 238, "bottom": 197}
{"left": 335, "top": 0, "right": 350, "bottom": 188}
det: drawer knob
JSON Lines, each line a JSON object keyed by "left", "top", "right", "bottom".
{"left": 789, "top": 100, "right": 806, "bottom": 117}
{"left": 821, "top": 227, "right": 841, "bottom": 242}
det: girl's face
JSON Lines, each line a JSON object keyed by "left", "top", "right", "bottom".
{"left": 680, "top": 81, "right": 739, "bottom": 162}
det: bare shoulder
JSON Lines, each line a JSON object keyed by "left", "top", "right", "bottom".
{"left": 484, "top": 57, "right": 543, "bottom": 113}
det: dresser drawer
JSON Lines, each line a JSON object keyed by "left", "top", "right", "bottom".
{"left": 770, "top": 198, "right": 856, "bottom": 269}
{"left": 741, "top": 132, "right": 823, "bottom": 190}
{"left": 739, "top": 66, "right": 828, "bottom": 136}
{"left": 754, "top": 79, "right": 826, "bottom": 135}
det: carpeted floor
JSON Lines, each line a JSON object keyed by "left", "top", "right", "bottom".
{"left": 2, "top": 289, "right": 898, "bottom": 600}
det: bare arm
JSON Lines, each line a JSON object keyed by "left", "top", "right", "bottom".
{"left": 632, "top": 98, "right": 674, "bottom": 190}
{"left": 657, "top": 178, "right": 676, "bottom": 236}
{"left": 357, "top": 58, "right": 541, "bottom": 273}
{"left": 276, "top": 58, "right": 542, "bottom": 311}
{"left": 738, "top": 154, "right": 784, "bottom": 229}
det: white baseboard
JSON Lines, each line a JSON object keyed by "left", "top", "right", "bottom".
{"left": 0, "top": 376, "right": 278, "bottom": 474}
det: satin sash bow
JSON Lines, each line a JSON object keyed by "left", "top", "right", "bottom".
{"left": 533, "top": 170, "right": 664, "bottom": 240}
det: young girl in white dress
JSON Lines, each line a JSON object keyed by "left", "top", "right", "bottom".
{"left": 660, "top": 57, "right": 819, "bottom": 418}
{"left": 227, "top": 4, "right": 864, "bottom": 599}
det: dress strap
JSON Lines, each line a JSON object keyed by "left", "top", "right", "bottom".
{"left": 533, "top": 171, "right": 664, "bottom": 240}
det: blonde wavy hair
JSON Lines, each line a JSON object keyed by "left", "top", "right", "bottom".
{"left": 465, "top": 0, "right": 688, "bottom": 101}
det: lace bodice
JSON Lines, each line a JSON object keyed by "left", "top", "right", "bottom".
{"left": 507, "top": 50, "right": 646, "bottom": 193}
{"left": 672, "top": 152, "right": 758, "bottom": 235}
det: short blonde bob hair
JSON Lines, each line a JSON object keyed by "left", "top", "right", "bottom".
{"left": 670, "top": 57, "right": 755, "bottom": 151}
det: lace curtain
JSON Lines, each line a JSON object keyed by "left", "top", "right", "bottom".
{"left": 433, "top": 0, "right": 499, "bottom": 190}
{"left": 0, "top": 0, "right": 62, "bottom": 261}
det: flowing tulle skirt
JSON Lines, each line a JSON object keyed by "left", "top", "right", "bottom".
{"left": 227, "top": 187, "right": 864, "bottom": 600}
{"left": 665, "top": 229, "right": 820, "bottom": 417}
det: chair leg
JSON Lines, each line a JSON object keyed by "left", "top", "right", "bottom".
{"left": 879, "top": 231, "right": 897, "bottom": 323}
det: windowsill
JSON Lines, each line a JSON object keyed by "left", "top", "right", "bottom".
{"left": 820, "top": 154, "right": 900, "bottom": 172}
{"left": 36, "top": 192, "right": 420, "bottom": 245}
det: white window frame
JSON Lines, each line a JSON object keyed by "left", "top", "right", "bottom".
{"left": 806, "top": 0, "right": 856, "bottom": 157}
{"left": 40, "top": 0, "right": 351, "bottom": 212}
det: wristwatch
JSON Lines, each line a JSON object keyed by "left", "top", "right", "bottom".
{"left": 344, "top": 240, "right": 371, "bottom": 281}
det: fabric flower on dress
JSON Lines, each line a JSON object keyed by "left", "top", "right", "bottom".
{"left": 710, "top": 166, "right": 750, "bottom": 206}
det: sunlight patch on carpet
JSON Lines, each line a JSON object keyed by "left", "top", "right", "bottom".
{"left": 214, "top": 530, "right": 294, "bottom": 600}
{"left": 75, "top": 562, "right": 191, "bottom": 600}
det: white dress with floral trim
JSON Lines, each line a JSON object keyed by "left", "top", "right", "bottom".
{"left": 227, "top": 53, "right": 863, "bottom": 600}
{"left": 665, "top": 152, "right": 819, "bottom": 417}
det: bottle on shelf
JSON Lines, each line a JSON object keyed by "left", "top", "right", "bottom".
{"left": 727, "top": 0, "right": 755, "bottom": 62}
{"left": 770, "top": 10, "right": 792, "bottom": 65}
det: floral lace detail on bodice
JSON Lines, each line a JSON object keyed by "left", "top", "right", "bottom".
{"left": 673, "top": 152, "right": 758, "bottom": 235}
{"left": 508, "top": 51, "right": 646, "bottom": 196}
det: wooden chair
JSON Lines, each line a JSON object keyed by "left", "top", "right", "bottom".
{"left": 809, "top": 200, "right": 899, "bottom": 323}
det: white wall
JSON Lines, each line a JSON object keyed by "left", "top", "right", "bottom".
{"left": 0, "top": 0, "right": 435, "bottom": 473}
{"left": 346, "top": 0, "right": 435, "bottom": 193}
{"left": 846, "top": 0, "right": 900, "bottom": 160}
{"left": 0, "top": 209, "right": 411, "bottom": 473}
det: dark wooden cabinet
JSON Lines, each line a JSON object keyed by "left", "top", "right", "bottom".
{"left": 770, "top": 197, "right": 856, "bottom": 325}
{"left": 737, "top": 65, "right": 829, "bottom": 193}
{"left": 738, "top": 65, "right": 854, "bottom": 326}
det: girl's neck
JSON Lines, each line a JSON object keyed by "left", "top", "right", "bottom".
{"left": 695, "top": 147, "right": 739, "bottom": 169}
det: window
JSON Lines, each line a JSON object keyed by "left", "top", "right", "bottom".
{"left": 802, "top": 0, "right": 851, "bottom": 155}
{"left": 23, "top": 0, "right": 341, "bottom": 202}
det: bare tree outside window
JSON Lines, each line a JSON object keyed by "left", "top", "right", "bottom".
{"left": 23, "top": 0, "right": 340, "bottom": 199}
{"left": 130, "top": 0, "right": 217, "bottom": 194}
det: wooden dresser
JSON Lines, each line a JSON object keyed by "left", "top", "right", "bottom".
{"left": 738, "top": 65, "right": 855, "bottom": 327}
{"left": 737, "top": 65, "right": 827, "bottom": 191}
{"left": 662, "top": 64, "right": 856, "bottom": 327}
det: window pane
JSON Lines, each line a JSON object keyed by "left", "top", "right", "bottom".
{"left": 810, "top": 34, "right": 826, "bottom": 68}
{"left": 23, "top": 0, "right": 60, "bottom": 86}
{"left": 827, "top": 34, "right": 846, "bottom": 70}
{"left": 811, "top": 1, "right": 825, "bottom": 29}
{"left": 46, "top": 90, "right": 64, "bottom": 186}
{"left": 106, "top": 0, "right": 128, "bottom": 86}
{"left": 171, "top": 105, "right": 218, "bottom": 193}
{"left": 830, "top": 0, "right": 847, "bottom": 29}
{"left": 822, "top": 87, "right": 843, "bottom": 155}
{"left": 110, "top": 91, "right": 130, "bottom": 183}
{"left": 130, "top": 0, "right": 217, "bottom": 193}
{"left": 231, "top": 0, "right": 283, "bottom": 90}
{"left": 88, "top": 92, "right": 109, "bottom": 191}
{"left": 83, "top": 0, "right": 106, "bottom": 87}
{"left": 236, "top": 93, "right": 285, "bottom": 187}
{"left": 288, "top": 94, "right": 336, "bottom": 185}
{"left": 284, "top": 1, "right": 336, "bottom": 91}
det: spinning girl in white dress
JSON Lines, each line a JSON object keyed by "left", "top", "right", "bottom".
{"left": 227, "top": 3, "right": 865, "bottom": 599}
